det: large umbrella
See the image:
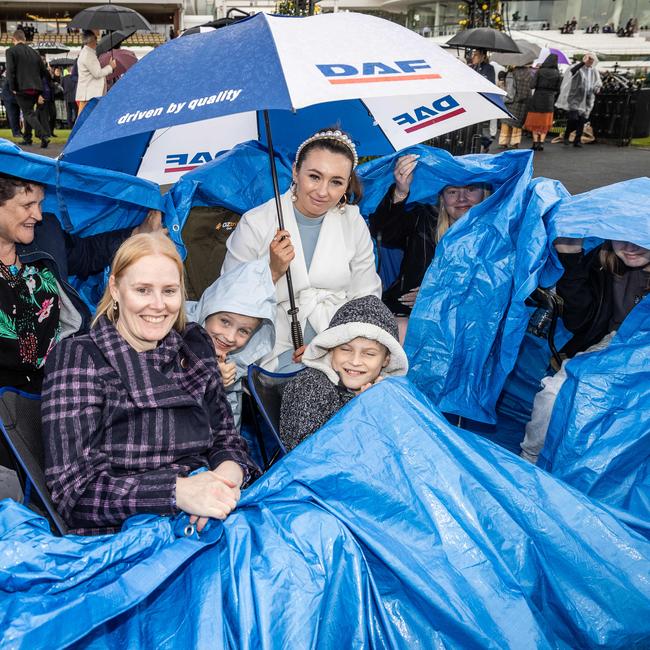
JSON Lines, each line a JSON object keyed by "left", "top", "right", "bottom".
{"left": 64, "top": 12, "right": 508, "bottom": 347}
{"left": 49, "top": 57, "right": 76, "bottom": 68}
{"left": 533, "top": 47, "right": 571, "bottom": 67}
{"left": 35, "top": 43, "right": 70, "bottom": 55}
{"left": 491, "top": 40, "right": 541, "bottom": 67}
{"left": 69, "top": 5, "right": 152, "bottom": 32}
{"left": 96, "top": 28, "right": 137, "bottom": 56}
{"left": 447, "top": 28, "right": 521, "bottom": 54}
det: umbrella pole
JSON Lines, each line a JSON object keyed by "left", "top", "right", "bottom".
{"left": 262, "top": 109, "right": 304, "bottom": 351}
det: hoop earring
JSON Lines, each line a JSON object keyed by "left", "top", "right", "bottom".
{"left": 337, "top": 193, "right": 348, "bottom": 213}
{"left": 290, "top": 181, "right": 297, "bottom": 202}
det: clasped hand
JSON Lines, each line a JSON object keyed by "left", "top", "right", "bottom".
{"left": 176, "top": 470, "right": 241, "bottom": 532}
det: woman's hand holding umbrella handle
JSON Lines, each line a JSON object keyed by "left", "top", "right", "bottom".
{"left": 269, "top": 229, "right": 295, "bottom": 283}
{"left": 392, "top": 154, "right": 419, "bottom": 203}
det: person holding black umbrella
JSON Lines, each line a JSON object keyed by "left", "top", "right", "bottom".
{"left": 76, "top": 30, "right": 116, "bottom": 113}
{"left": 222, "top": 129, "right": 382, "bottom": 373}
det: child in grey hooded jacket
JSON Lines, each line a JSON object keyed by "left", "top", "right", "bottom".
{"left": 279, "top": 295, "right": 409, "bottom": 450}
{"left": 187, "top": 259, "right": 276, "bottom": 430}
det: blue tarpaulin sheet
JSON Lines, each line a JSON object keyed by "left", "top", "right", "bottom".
{"left": 536, "top": 178, "right": 650, "bottom": 525}
{"left": 358, "top": 146, "right": 569, "bottom": 423}
{"left": 163, "top": 141, "right": 292, "bottom": 258}
{"left": 2, "top": 379, "right": 649, "bottom": 648}
{"left": 0, "top": 138, "right": 164, "bottom": 236}
{"left": 539, "top": 295, "right": 650, "bottom": 529}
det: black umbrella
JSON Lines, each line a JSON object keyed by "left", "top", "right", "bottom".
{"left": 96, "top": 28, "right": 137, "bottom": 56}
{"left": 447, "top": 28, "right": 520, "bottom": 54}
{"left": 69, "top": 5, "right": 152, "bottom": 32}
{"left": 181, "top": 13, "right": 249, "bottom": 36}
{"left": 49, "top": 57, "right": 76, "bottom": 67}
{"left": 35, "top": 43, "right": 70, "bottom": 55}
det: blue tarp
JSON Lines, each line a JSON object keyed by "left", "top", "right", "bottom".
{"left": 539, "top": 296, "right": 650, "bottom": 529}
{"left": 536, "top": 178, "right": 650, "bottom": 525}
{"left": 2, "top": 378, "right": 649, "bottom": 648}
{"left": 163, "top": 141, "right": 292, "bottom": 257}
{"left": 358, "top": 146, "right": 569, "bottom": 423}
{"left": 0, "top": 138, "right": 164, "bottom": 236}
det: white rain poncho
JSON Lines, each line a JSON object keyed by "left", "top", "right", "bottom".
{"left": 555, "top": 56, "right": 602, "bottom": 118}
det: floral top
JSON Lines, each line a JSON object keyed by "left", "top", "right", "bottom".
{"left": 0, "top": 259, "right": 61, "bottom": 392}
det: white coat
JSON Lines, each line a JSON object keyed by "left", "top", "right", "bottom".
{"left": 75, "top": 46, "right": 113, "bottom": 101}
{"left": 223, "top": 190, "right": 382, "bottom": 370}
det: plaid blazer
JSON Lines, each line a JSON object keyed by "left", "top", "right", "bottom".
{"left": 41, "top": 317, "right": 260, "bottom": 535}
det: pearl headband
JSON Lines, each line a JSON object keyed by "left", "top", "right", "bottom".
{"left": 294, "top": 129, "right": 359, "bottom": 169}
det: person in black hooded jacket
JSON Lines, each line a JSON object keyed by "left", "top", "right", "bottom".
{"left": 555, "top": 236, "right": 650, "bottom": 357}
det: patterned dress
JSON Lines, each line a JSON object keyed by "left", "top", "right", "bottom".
{"left": 0, "top": 259, "right": 61, "bottom": 392}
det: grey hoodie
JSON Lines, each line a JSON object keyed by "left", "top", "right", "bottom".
{"left": 186, "top": 259, "right": 276, "bottom": 429}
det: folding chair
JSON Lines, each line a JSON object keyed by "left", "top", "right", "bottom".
{"left": 243, "top": 365, "right": 302, "bottom": 470}
{"left": 0, "top": 388, "right": 68, "bottom": 535}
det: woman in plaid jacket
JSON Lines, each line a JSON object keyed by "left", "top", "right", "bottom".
{"left": 41, "top": 233, "right": 259, "bottom": 535}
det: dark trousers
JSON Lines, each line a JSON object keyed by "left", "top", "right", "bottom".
{"left": 1, "top": 96, "right": 22, "bottom": 136}
{"left": 14, "top": 92, "right": 49, "bottom": 141}
{"left": 564, "top": 110, "right": 586, "bottom": 144}
{"left": 38, "top": 100, "right": 56, "bottom": 135}
{"left": 66, "top": 101, "right": 78, "bottom": 128}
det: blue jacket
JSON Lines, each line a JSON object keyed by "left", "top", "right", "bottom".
{"left": 16, "top": 213, "right": 131, "bottom": 334}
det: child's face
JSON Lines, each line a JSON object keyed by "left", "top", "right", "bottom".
{"left": 204, "top": 312, "right": 261, "bottom": 358}
{"left": 330, "top": 337, "right": 390, "bottom": 392}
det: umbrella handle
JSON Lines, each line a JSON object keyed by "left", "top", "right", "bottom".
{"left": 263, "top": 110, "right": 304, "bottom": 351}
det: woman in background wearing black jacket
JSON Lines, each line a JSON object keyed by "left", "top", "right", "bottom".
{"left": 524, "top": 54, "right": 562, "bottom": 151}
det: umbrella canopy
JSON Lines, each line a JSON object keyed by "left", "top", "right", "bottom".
{"left": 99, "top": 49, "right": 138, "bottom": 86}
{"left": 447, "top": 28, "right": 521, "bottom": 54}
{"left": 64, "top": 12, "right": 508, "bottom": 184}
{"left": 35, "top": 43, "right": 70, "bottom": 55}
{"left": 533, "top": 46, "right": 571, "bottom": 67}
{"left": 69, "top": 5, "right": 152, "bottom": 32}
{"left": 96, "top": 28, "right": 137, "bottom": 56}
{"left": 49, "top": 57, "right": 76, "bottom": 68}
{"left": 491, "top": 40, "right": 541, "bottom": 67}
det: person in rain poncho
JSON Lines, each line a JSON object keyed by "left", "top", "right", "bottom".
{"left": 186, "top": 259, "right": 276, "bottom": 430}
{"left": 279, "top": 295, "right": 408, "bottom": 450}
{"left": 556, "top": 53, "right": 602, "bottom": 147}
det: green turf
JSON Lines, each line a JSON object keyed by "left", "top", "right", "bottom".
{"left": 631, "top": 136, "right": 650, "bottom": 147}
{"left": 0, "top": 128, "right": 71, "bottom": 145}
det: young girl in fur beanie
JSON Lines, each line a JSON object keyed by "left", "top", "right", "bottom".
{"left": 279, "top": 295, "right": 409, "bottom": 450}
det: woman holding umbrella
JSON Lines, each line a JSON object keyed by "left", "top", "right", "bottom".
{"left": 222, "top": 128, "right": 382, "bottom": 372}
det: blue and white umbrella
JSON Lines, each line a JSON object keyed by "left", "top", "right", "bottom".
{"left": 64, "top": 11, "right": 508, "bottom": 347}
{"left": 64, "top": 12, "right": 508, "bottom": 185}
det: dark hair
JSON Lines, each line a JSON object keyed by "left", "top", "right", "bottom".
{"left": 12, "top": 30, "right": 26, "bottom": 42}
{"left": 0, "top": 173, "right": 41, "bottom": 207}
{"left": 295, "top": 128, "right": 363, "bottom": 205}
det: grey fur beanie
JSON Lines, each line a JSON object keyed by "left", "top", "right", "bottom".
{"left": 302, "top": 295, "right": 409, "bottom": 384}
